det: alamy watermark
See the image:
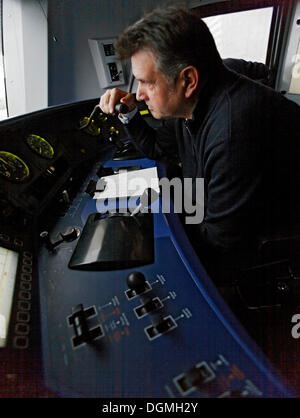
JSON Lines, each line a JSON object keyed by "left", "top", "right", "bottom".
{"left": 291, "top": 314, "right": 300, "bottom": 339}
{"left": 94, "top": 175, "right": 204, "bottom": 225}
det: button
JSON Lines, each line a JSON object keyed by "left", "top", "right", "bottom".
{"left": 18, "top": 291, "right": 31, "bottom": 301}
{"left": 21, "top": 265, "right": 32, "bottom": 274}
{"left": 17, "top": 311, "right": 30, "bottom": 323}
{"left": 23, "top": 251, "right": 33, "bottom": 259}
{"left": 17, "top": 300, "right": 31, "bottom": 311}
{"left": 15, "top": 323, "right": 30, "bottom": 335}
{"left": 13, "top": 335, "right": 29, "bottom": 349}
{"left": 0, "top": 234, "right": 9, "bottom": 241}
{"left": 21, "top": 273, "right": 32, "bottom": 282}
{"left": 14, "top": 239, "right": 23, "bottom": 247}
{"left": 20, "top": 281, "right": 31, "bottom": 291}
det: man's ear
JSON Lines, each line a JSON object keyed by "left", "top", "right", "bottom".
{"left": 180, "top": 66, "right": 199, "bottom": 98}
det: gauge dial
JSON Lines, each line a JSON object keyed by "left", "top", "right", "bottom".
{"left": 0, "top": 151, "right": 30, "bottom": 182}
{"left": 26, "top": 134, "right": 54, "bottom": 159}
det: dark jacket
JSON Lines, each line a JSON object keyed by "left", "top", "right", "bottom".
{"left": 124, "top": 65, "right": 300, "bottom": 280}
{"left": 223, "top": 58, "right": 273, "bottom": 86}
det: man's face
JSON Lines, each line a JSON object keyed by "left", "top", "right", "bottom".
{"left": 131, "top": 49, "right": 185, "bottom": 119}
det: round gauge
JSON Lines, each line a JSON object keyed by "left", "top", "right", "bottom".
{"left": 0, "top": 151, "right": 30, "bottom": 182}
{"left": 26, "top": 134, "right": 54, "bottom": 159}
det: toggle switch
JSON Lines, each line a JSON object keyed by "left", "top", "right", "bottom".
{"left": 67, "top": 304, "right": 104, "bottom": 348}
{"left": 134, "top": 296, "right": 163, "bottom": 318}
{"left": 40, "top": 226, "right": 80, "bottom": 251}
{"left": 96, "top": 165, "right": 114, "bottom": 178}
{"left": 144, "top": 315, "right": 177, "bottom": 340}
{"left": 174, "top": 362, "right": 216, "bottom": 396}
{"left": 85, "top": 178, "right": 106, "bottom": 196}
{"left": 60, "top": 226, "right": 80, "bottom": 241}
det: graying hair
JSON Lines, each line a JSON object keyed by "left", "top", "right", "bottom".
{"left": 116, "top": 6, "right": 222, "bottom": 84}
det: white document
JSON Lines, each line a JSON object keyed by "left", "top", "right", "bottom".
{"left": 93, "top": 166, "right": 160, "bottom": 200}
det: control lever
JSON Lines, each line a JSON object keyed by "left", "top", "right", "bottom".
{"left": 68, "top": 304, "right": 104, "bottom": 348}
{"left": 40, "top": 226, "right": 80, "bottom": 251}
{"left": 115, "top": 103, "right": 129, "bottom": 114}
{"left": 85, "top": 179, "right": 106, "bottom": 196}
{"left": 130, "top": 188, "right": 159, "bottom": 216}
{"left": 79, "top": 103, "right": 129, "bottom": 130}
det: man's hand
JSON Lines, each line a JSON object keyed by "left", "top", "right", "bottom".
{"left": 99, "top": 88, "right": 136, "bottom": 115}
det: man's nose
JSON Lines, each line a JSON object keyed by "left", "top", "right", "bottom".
{"left": 136, "top": 83, "right": 147, "bottom": 101}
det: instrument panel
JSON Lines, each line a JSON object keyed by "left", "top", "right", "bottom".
{"left": 0, "top": 99, "right": 123, "bottom": 216}
{"left": 0, "top": 134, "right": 55, "bottom": 183}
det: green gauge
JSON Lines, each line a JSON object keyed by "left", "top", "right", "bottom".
{"left": 0, "top": 151, "right": 30, "bottom": 182}
{"left": 26, "top": 134, "right": 54, "bottom": 159}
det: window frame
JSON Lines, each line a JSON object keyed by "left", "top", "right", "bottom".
{"left": 192, "top": 0, "right": 295, "bottom": 88}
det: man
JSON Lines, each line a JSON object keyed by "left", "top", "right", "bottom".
{"left": 99, "top": 6, "right": 300, "bottom": 283}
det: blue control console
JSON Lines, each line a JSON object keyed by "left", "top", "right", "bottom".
{"left": 38, "top": 157, "right": 295, "bottom": 398}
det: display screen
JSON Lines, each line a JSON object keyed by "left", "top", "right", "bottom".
{"left": 0, "top": 246, "right": 19, "bottom": 347}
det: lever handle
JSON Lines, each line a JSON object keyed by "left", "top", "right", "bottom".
{"left": 114, "top": 103, "right": 129, "bottom": 114}
{"left": 79, "top": 103, "right": 129, "bottom": 131}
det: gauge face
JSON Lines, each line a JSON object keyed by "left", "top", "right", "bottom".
{"left": 26, "top": 134, "right": 54, "bottom": 159}
{"left": 0, "top": 151, "right": 30, "bottom": 182}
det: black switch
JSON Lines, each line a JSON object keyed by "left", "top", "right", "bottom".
{"left": 67, "top": 304, "right": 104, "bottom": 348}
{"left": 135, "top": 296, "right": 163, "bottom": 317}
{"left": 96, "top": 165, "right": 114, "bottom": 178}
{"left": 85, "top": 178, "right": 106, "bottom": 196}
{"left": 151, "top": 315, "right": 170, "bottom": 334}
{"left": 141, "top": 296, "right": 158, "bottom": 313}
{"left": 127, "top": 271, "right": 147, "bottom": 294}
{"left": 60, "top": 226, "right": 79, "bottom": 241}
{"left": 40, "top": 227, "right": 79, "bottom": 251}
{"left": 144, "top": 315, "right": 177, "bottom": 340}
{"left": 176, "top": 363, "right": 215, "bottom": 394}
{"left": 126, "top": 271, "right": 152, "bottom": 300}
{"left": 85, "top": 179, "right": 97, "bottom": 196}
{"left": 40, "top": 230, "right": 63, "bottom": 251}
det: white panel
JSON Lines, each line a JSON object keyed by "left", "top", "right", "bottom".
{"left": 276, "top": 0, "right": 300, "bottom": 98}
{"left": 89, "top": 38, "right": 125, "bottom": 89}
{"left": 3, "top": 0, "right": 48, "bottom": 118}
{"left": 288, "top": 40, "right": 300, "bottom": 94}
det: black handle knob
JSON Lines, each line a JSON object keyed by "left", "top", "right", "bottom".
{"left": 115, "top": 103, "right": 129, "bottom": 114}
{"left": 60, "top": 226, "right": 79, "bottom": 242}
{"left": 40, "top": 231, "right": 63, "bottom": 251}
{"left": 127, "top": 271, "right": 146, "bottom": 292}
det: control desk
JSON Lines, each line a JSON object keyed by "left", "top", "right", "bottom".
{"left": 0, "top": 98, "right": 296, "bottom": 398}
